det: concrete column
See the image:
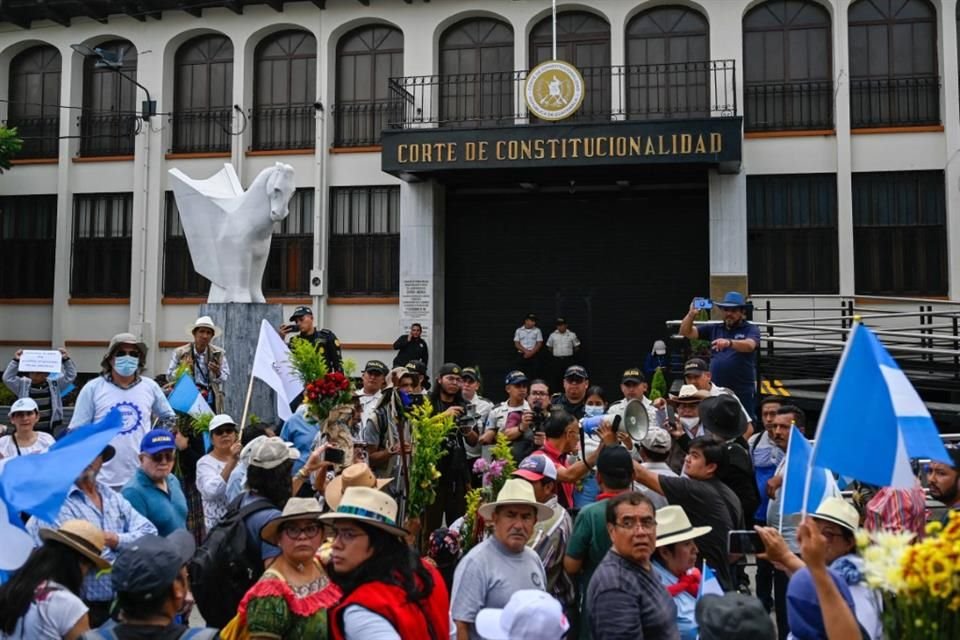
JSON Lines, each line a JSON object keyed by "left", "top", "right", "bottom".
{"left": 399, "top": 180, "right": 444, "bottom": 376}
{"left": 940, "top": 0, "right": 960, "bottom": 299}
{"left": 834, "top": 2, "right": 856, "bottom": 296}
{"left": 708, "top": 170, "right": 749, "bottom": 299}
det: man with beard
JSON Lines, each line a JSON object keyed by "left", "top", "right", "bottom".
{"left": 450, "top": 479, "right": 550, "bottom": 640}
{"left": 928, "top": 447, "right": 960, "bottom": 525}
{"left": 679, "top": 292, "right": 760, "bottom": 420}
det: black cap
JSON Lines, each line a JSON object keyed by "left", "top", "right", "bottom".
{"left": 525, "top": 313, "right": 538, "bottom": 322}
{"left": 684, "top": 358, "right": 709, "bottom": 375}
{"left": 555, "top": 317, "right": 567, "bottom": 325}
{"left": 621, "top": 368, "right": 645, "bottom": 384}
{"left": 363, "top": 360, "right": 388, "bottom": 374}
{"left": 696, "top": 593, "right": 775, "bottom": 640}
{"left": 289, "top": 305, "right": 313, "bottom": 321}
{"left": 461, "top": 367, "right": 480, "bottom": 381}
{"left": 405, "top": 360, "right": 427, "bottom": 376}
{"left": 504, "top": 370, "right": 529, "bottom": 386}
{"left": 563, "top": 365, "right": 588, "bottom": 380}
{"left": 438, "top": 362, "right": 462, "bottom": 377}
{"left": 112, "top": 530, "right": 195, "bottom": 597}
{"left": 597, "top": 446, "right": 633, "bottom": 483}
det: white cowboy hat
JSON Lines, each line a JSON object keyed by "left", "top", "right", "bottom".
{"left": 319, "top": 486, "right": 408, "bottom": 538}
{"left": 186, "top": 316, "right": 222, "bottom": 338}
{"left": 324, "top": 463, "right": 393, "bottom": 511}
{"left": 477, "top": 478, "right": 553, "bottom": 522}
{"left": 259, "top": 497, "right": 324, "bottom": 544}
{"left": 812, "top": 497, "right": 859, "bottom": 534}
{"left": 668, "top": 384, "right": 711, "bottom": 405}
{"left": 655, "top": 505, "right": 712, "bottom": 548}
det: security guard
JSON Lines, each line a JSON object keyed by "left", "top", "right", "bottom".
{"left": 281, "top": 305, "right": 343, "bottom": 373}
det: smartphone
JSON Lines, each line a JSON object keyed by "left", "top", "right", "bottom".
{"left": 693, "top": 297, "right": 713, "bottom": 310}
{"left": 728, "top": 530, "right": 765, "bottom": 555}
{"left": 323, "top": 447, "right": 345, "bottom": 464}
{"left": 281, "top": 322, "right": 297, "bottom": 334}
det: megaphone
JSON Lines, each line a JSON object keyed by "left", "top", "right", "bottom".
{"left": 581, "top": 400, "right": 648, "bottom": 442}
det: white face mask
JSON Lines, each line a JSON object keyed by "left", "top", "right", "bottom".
{"left": 583, "top": 405, "right": 605, "bottom": 418}
{"left": 679, "top": 417, "right": 700, "bottom": 430}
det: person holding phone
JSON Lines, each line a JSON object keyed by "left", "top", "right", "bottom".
{"left": 391, "top": 323, "right": 428, "bottom": 368}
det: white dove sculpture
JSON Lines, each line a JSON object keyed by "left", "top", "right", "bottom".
{"left": 168, "top": 162, "right": 297, "bottom": 303}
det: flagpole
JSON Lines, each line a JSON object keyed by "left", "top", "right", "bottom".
{"left": 239, "top": 373, "right": 256, "bottom": 429}
{"left": 552, "top": 0, "right": 557, "bottom": 60}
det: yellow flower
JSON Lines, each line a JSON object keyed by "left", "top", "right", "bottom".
{"left": 926, "top": 520, "right": 944, "bottom": 536}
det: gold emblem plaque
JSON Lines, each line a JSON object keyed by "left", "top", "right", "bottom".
{"left": 524, "top": 60, "right": 586, "bottom": 121}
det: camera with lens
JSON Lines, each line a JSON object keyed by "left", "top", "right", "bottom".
{"left": 530, "top": 400, "right": 549, "bottom": 433}
{"left": 456, "top": 404, "right": 480, "bottom": 431}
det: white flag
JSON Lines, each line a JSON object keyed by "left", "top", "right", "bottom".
{"left": 251, "top": 320, "right": 303, "bottom": 420}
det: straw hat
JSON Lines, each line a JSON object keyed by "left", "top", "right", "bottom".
{"left": 655, "top": 505, "right": 712, "bottom": 548}
{"left": 668, "top": 384, "right": 710, "bottom": 404}
{"left": 187, "top": 315, "right": 221, "bottom": 338}
{"left": 812, "top": 497, "right": 859, "bottom": 534}
{"left": 39, "top": 520, "right": 111, "bottom": 570}
{"left": 259, "top": 497, "right": 324, "bottom": 544}
{"left": 324, "top": 463, "right": 393, "bottom": 511}
{"left": 319, "top": 486, "right": 408, "bottom": 538}
{"left": 477, "top": 479, "right": 553, "bottom": 522}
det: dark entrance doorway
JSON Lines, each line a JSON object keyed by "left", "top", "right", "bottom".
{"left": 444, "top": 169, "right": 710, "bottom": 400}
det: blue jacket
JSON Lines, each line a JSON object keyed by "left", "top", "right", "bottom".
{"left": 121, "top": 467, "right": 188, "bottom": 536}
{"left": 280, "top": 413, "right": 319, "bottom": 474}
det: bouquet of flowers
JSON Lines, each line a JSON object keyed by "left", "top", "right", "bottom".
{"left": 288, "top": 338, "right": 354, "bottom": 422}
{"left": 460, "top": 433, "right": 516, "bottom": 551}
{"left": 861, "top": 511, "right": 960, "bottom": 639}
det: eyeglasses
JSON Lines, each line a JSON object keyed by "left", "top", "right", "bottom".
{"left": 282, "top": 524, "right": 321, "bottom": 540}
{"left": 149, "top": 451, "right": 175, "bottom": 463}
{"left": 614, "top": 517, "right": 657, "bottom": 532}
{"left": 329, "top": 527, "right": 367, "bottom": 543}
{"left": 115, "top": 349, "right": 141, "bottom": 357}
{"left": 529, "top": 389, "right": 549, "bottom": 396}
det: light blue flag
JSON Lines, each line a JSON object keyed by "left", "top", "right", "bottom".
{"left": 0, "top": 408, "right": 124, "bottom": 526}
{"left": 780, "top": 426, "right": 838, "bottom": 518}
{"left": 811, "top": 323, "right": 950, "bottom": 489}
{"left": 698, "top": 563, "right": 723, "bottom": 599}
{"left": 168, "top": 373, "right": 213, "bottom": 417}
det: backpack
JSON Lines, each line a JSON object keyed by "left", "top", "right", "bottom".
{"left": 81, "top": 623, "right": 218, "bottom": 639}
{"left": 187, "top": 494, "right": 273, "bottom": 629}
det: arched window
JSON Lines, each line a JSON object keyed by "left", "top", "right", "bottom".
{"left": 252, "top": 30, "right": 317, "bottom": 150}
{"left": 7, "top": 45, "right": 61, "bottom": 158}
{"left": 80, "top": 39, "right": 138, "bottom": 157}
{"left": 530, "top": 11, "right": 610, "bottom": 120}
{"left": 172, "top": 34, "right": 234, "bottom": 153}
{"left": 626, "top": 6, "right": 709, "bottom": 119}
{"left": 743, "top": 1, "right": 832, "bottom": 131}
{"left": 848, "top": 0, "right": 938, "bottom": 127}
{"left": 333, "top": 25, "right": 403, "bottom": 146}
{"left": 439, "top": 18, "right": 514, "bottom": 127}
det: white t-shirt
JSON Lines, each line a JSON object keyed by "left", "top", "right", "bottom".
{"left": 0, "top": 580, "right": 87, "bottom": 640}
{"left": 0, "top": 432, "right": 55, "bottom": 459}
{"left": 512, "top": 327, "right": 543, "bottom": 351}
{"left": 545, "top": 330, "right": 580, "bottom": 357}
{"left": 196, "top": 454, "right": 230, "bottom": 531}
{"left": 482, "top": 401, "right": 529, "bottom": 460}
{"left": 358, "top": 391, "right": 382, "bottom": 429}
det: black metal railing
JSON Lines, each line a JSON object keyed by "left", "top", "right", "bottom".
{"left": 169, "top": 109, "right": 233, "bottom": 154}
{"left": 850, "top": 75, "right": 940, "bottom": 128}
{"left": 386, "top": 60, "right": 737, "bottom": 129}
{"left": 251, "top": 105, "right": 316, "bottom": 151}
{"left": 4, "top": 116, "right": 59, "bottom": 158}
{"left": 331, "top": 101, "right": 398, "bottom": 147}
{"left": 78, "top": 113, "right": 138, "bottom": 156}
{"left": 744, "top": 80, "right": 834, "bottom": 131}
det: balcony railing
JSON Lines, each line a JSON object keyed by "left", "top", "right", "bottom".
{"left": 4, "top": 116, "right": 59, "bottom": 158}
{"left": 170, "top": 108, "right": 233, "bottom": 154}
{"left": 850, "top": 75, "right": 940, "bottom": 128}
{"left": 331, "top": 101, "right": 398, "bottom": 147}
{"left": 251, "top": 105, "right": 316, "bottom": 151}
{"left": 78, "top": 113, "right": 138, "bottom": 156}
{"left": 744, "top": 80, "right": 834, "bottom": 131}
{"left": 386, "top": 60, "right": 737, "bottom": 130}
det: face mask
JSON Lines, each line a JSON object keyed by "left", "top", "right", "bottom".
{"left": 584, "top": 405, "right": 605, "bottom": 418}
{"left": 114, "top": 355, "right": 140, "bottom": 376}
{"left": 679, "top": 417, "right": 700, "bottom": 430}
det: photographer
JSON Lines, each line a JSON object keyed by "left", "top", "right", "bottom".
{"left": 425, "top": 363, "right": 474, "bottom": 533}
{"left": 460, "top": 367, "right": 493, "bottom": 482}
{"left": 279, "top": 306, "right": 343, "bottom": 374}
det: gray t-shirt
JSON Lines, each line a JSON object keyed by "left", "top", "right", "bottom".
{"left": 450, "top": 536, "right": 546, "bottom": 640}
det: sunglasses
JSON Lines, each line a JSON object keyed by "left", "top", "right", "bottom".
{"left": 115, "top": 349, "right": 141, "bottom": 357}
{"left": 212, "top": 428, "right": 237, "bottom": 436}
{"left": 148, "top": 451, "right": 175, "bottom": 463}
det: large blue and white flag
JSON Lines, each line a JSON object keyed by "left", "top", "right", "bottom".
{"left": 168, "top": 373, "right": 214, "bottom": 418}
{"left": 780, "top": 426, "right": 838, "bottom": 520}
{"left": 698, "top": 563, "right": 724, "bottom": 599}
{"left": 811, "top": 323, "right": 950, "bottom": 489}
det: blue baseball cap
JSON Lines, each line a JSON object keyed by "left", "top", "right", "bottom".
{"left": 504, "top": 370, "right": 529, "bottom": 386}
{"left": 140, "top": 429, "right": 177, "bottom": 455}
{"left": 714, "top": 291, "right": 747, "bottom": 308}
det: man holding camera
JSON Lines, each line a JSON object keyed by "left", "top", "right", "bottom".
{"left": 461, "top": 367, "right": 494, "bottom": 484}
{"left": 280, "top": 305, "right": 343, "bottom": 374}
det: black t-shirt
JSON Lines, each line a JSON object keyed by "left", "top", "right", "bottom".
{"left": 659, "top": 475, "right": 744, "bottom": 591}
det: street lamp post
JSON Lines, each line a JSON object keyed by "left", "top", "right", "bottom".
{"left": 71, "top": 44, "right": 156, "bottom": 120}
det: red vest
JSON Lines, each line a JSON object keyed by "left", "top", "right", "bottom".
{"left": 330, "top": 561, "right": 450, "bottom": 640}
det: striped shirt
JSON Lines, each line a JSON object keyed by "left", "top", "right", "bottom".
{"left": 28, "top": 384, "right": 54, "bottom": 433}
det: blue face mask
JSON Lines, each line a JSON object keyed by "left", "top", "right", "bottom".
{"left": 114, "top": 355, "right": 140, "bottom": 376}
{"left": 584, "top": 404, "right": 605, "bottom": 418}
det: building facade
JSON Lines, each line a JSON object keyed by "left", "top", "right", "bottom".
{"left": 1, "top": 0, "right": 958, "bottom": 394}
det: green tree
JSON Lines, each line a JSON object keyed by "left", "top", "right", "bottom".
{"left": 0, "top": 126, "right": 23, "bottom": 173}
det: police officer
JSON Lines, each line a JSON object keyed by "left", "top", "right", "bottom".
{"left": 281, "top": 306, "right": 343, "bottom": 373}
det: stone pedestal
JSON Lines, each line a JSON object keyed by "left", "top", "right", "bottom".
{"left": 200, "top": 303, "right": 284, "bottom": 426}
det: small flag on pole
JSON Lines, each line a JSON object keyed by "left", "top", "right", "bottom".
{"left": 780, "top": 426, "right": 839, "bottom": 519}
{"left": 251, "top": 319, "right": 303, "bottom": 421}
{"left": 698, "top": 563, "right": 724, "bottom": 599}
{"left": 167, "top": 373, "right": 214, "bottom": 418}
{"left": 811, "top": 323, "right": 950, "bottom": 490}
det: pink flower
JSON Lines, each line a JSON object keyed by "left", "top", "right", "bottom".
{"left": 473, "top": 459, "right": 489, "bottom": 474}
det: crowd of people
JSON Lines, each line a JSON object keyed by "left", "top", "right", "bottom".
{"left": 0, "top": 296, "right": 957, "bottom": 639}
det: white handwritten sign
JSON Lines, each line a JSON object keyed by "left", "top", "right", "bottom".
{"left": 18, "top": 350, "right": 62, "bottom": 373}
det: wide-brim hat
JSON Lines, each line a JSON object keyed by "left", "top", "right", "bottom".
{"left": 324, "top": 463, "right": 393, "bottom": 511}
{"left": 187, "top": 315, "right": 221, "bottom": 338}
{"left": 655, "top": 505, "right": 712, "bottom": 547}
{"left": 476, "top": 478, "right": 553, "bottom": 522}
{"left": 319, "top": 486, "right": 408, "bottom": 538}
{"left": 714, "top": 291, "right": 747, "bottom": 309}
{"left": 812, "top": 496, "right": 859, "bottom": 534}
{"left": 699, "top": 395, "right": 748, "bottom": 440}
{"left": 102, "top": 333, "right": 148, "bottom": 367}
{"left": 39, "top": 519, "right": 111, "bottom": 570}
{"left": 260, "top": 497, "right": 324, "bottom": 544}
{"left": 668, "top": 384, "right": 710, "bottom": 405}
